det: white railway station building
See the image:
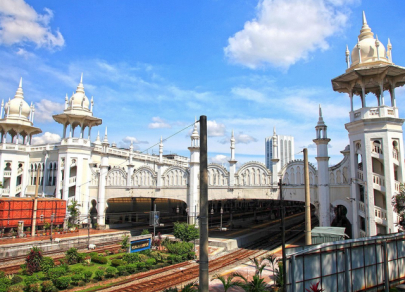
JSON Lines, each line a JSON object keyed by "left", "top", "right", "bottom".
{"left": 0, "top": 13, "right": 403, "bottom": 238}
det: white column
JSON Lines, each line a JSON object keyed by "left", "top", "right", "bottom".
{"left": 188, "top": 145, "right": 200, "bottom": 225}
{"left": 42, "top": 153, "right": 48, "bottom": 196}
{"left": 97, "top": 155, "right": 108, "bottom": 228}
{"left": 363, "top": 138, "right": 376, "bottom": 236}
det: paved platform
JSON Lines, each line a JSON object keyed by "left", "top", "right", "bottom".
{"left": 0, "top": 228, "right": 121, "bottom": 246}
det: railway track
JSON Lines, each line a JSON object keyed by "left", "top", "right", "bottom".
{"left": 0, "top": 240, "right": 122, "bottom": 275}
{"left": 102, "top": 214, "right": 315, "bottom": 292}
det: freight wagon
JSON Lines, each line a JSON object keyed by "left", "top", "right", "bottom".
{"left": 0, "top": 198, "right": 66, "bottom": 231}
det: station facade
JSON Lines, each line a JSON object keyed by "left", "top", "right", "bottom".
{"left": 0, "top": 13, "right": 403, "bottom": 238}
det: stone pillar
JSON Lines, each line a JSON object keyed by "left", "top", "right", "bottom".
{"left": 18, "top": 221, "right": 24, "bottom": 237}
{"left": 188, "top": 145, "right": 200, "bottom": 225}
{"left": 97, "top": 155, "right": 108, "bottom": 228}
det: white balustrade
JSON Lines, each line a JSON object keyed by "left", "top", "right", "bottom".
{"left": 3, "top": 171, "right": 11, "bottom": 177}
{"left": 395, "top": 181, "right": 401, "bottom": 192}
{"left": 357, "top": 170, "right": 364, "bottom": 180}
{"left": 374, "top": 206, "right": 387, "bottom": 221}
{"left": 393, "top": 149, "right": 399, "bottom": 160}
{"left": 372, "top": 173, "right": 385, "bottom": 187}
{"left": 359, "top": 201, "right": 365, "bottom": 213}
{"left": 0, "top": 188, "right": 10, "bottom": 194}
{"left": 69, "top": 176, "right": 76, "bottom": 185}
{"left": 16, "top": 184, "right": 22, "bottom": 193}
{"left": 372, "top": 145, "right": 383, "bottom": 155}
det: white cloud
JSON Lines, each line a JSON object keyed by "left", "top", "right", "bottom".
{"left": 148, "top": 117, "right": 171, "bottom": 129}
{"left": 207, "top": 120, "right": 226, "bottom": 137}
{"left": 231, "top": 87, "right": 266, "bottom": 103}
{"left": 119, "top": 136, "right": 148, "bottom": 149}
{"left": 0, "top": 0, "right": 64, "bottom": 48}
{"left": 34, "top": 99, "right": 64, "bottom": 123}
{"left": 31, "top": 132, "right": 60, "bottom": 145}
{"left": 235, "top": 132, "right": 258, "bottom": 144}
{"left": 224, "top": 0, "right": 351, "bottom": 69}
{"left": 15, "top": 47, "right": 34, "bottom": 58}
{"left": 210, "top": 154, "right": 229, "bottom": 164}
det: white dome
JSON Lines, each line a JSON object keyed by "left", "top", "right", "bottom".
{"left": 69, "top": 75, "right": 90, "bottom": 109}
{"left": 5, "top": 79, "right": 31, "bottom": 119}
{"left": 350, "top": 12, "right": 390, "bottom": 67}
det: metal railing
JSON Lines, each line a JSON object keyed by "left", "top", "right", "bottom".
{"left": 286, "top": 232, "right": 405, "bottom": 292}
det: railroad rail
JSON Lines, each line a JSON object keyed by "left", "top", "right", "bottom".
{"left": 102, "top": 214, "right": 315, "bottom": 292}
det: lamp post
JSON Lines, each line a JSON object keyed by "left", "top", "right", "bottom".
{"left": 210, "top": 207, "right": 214, "bottom": 228}
{"left": 50, "top": 214, "right": 54, "bottom": 243}
{"left": 220, "top": 207, "right": 223, "bottom": 231}
{"left": 87, "top": 214, "right": 91, "bottom": 249}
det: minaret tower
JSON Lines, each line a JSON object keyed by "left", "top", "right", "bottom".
{"left": 271, "top": 127, "right": 280, "bottom": 185}
{"left": 188, "top": 118, "right": 200, "bottom": 225}
{"left": 228, "top": 130, "right": 237, "bottom": 187}
{"left": 332, "top": 12, "right": 405, "bottom": 237}
{"left": 313, "top": 105, "right": 331, "bottom": 227}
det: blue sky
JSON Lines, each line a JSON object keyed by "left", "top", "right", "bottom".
{"left": 0, "top": 0, "right": 405, "bottom": 167}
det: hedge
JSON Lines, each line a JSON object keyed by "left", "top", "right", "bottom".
{"left": 54, "top": 277, "right": 71, "bottom": 290}
{"left": 91, "top": 256, "right": 107, "bottom": 264}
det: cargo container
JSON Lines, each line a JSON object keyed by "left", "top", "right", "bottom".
{"left": 0, "top": 198, "right": 66, "bottom": 230}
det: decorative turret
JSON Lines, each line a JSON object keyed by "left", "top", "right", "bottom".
{"left": 345, "top": 45, "right": 350, "bottom": 69}
{"left": 93, "top": 131, "right": 101, "bottom": 146}
{"left": 191, "top": 117, "right": 199, "bottom": 147}
{"left": 53, "top": 74, "right": 102, "bottom": 140}
{"left": 230, "top": 130, "right": 235, "bottom": 161}
{"left": 0, "top": 78, "right": 41, "bottom": 145}
{"left": 313, "top": 104, "right": 331, "bottom": 227}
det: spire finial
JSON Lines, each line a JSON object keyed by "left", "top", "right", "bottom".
{"left": 362, "top": 11, "right": 367, "bottom": 25}
{"left": 319, "top": 104, "right": 322, "bottom": 117}
{"left": 14, "top": 78, "right": 24, "bottom": 99}
{"left": 19, "top": 77, "right": 22, "bottom": 88}
{"left": 273, "top": 126, "right": 276, "bottom": 135}
{"left": 80, "top": 73, "right": 83, "bottom": 84}
{"left": 105, "top": 127, "right": 107, "bottom": 137}
{"left": 76, "top": 74, "right": 85, "bottom": 94}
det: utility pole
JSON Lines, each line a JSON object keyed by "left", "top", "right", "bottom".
{"left": 199, "top": 115, "right": 208, "bottom": 292}
{"left": 304, "top": 148, "right": 312, "bottom": 245}
{"left": 279, "top": 178, "right": 286, "bottom": 292}
{"left": 31, "top": 167, "right": 40, "bottom": 237}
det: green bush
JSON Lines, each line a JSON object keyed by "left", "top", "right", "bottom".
{"left": 83, "top": 271, "right": 93, "bottom": 282}
{"left": 71, "top": 274, "right": 84, "bottom": 286}
{"left": 47, "top": 267, "right": 65, "bottom": 281}
{"left": 94, "top": 270, "right": 104, "bottom": 281}
{"left": 40, "top": 257, "right": 54, "bottom": 273}
{"left": 26, "top": 283, "right": 41, "bottom": 292}
{"left": 150, "top": 251, "right": 164, "bottom": 262}
{"left": 165, "top": 241, "right": 194, "bottom": 255}
{"left": 25, "top": 247, "right": 43, "bottom": 275}
{"left": 89, "top": 252, "right": 98, "bottom": 257}
{"left": 11, "top": 275, "right": 23, "bottom": 285}
{"left": 125, "top": 264, "right": 137, "bottom": 274}
{"left": 139, "top": 249, "right": 151, "bottom": 256}
{"left": 78, "top": 280, "right": 86, "bottom": 287}
{"left": 24, "top": 276, "right": 39, "bottom": 286}
{"left": 173, "top": 222, "right": 199, "bottom": 242}
{"left": 0, "top": 278, "right": 11, "bottom": 292}
{"left": 141, "top": 229, "right": 149, "bottom": 235}
{"left": 145, "top": 258, "right": 156, "bottom": 268}
{"left": 41, "top": 280, "right": 55, "bottom": 292}
{"left": 7, "top": 284, "right": 24, "bottom": 292}
{"left": 54, "top": 277, "right": 71, "bottom": 290}
{"left": 65, "top": 248, "right": 84, "bottom": 265}
{"left": 0, "top": 272, "right": 4, "bottom": 279}
{"left": 138, "top": 262, "right": 146, "bottom": 270}
{"left": 71, "top": 267, "right": 85, "bottom": 274}
{"left": 110, "top": 259, "right": 124, "bottom": 267}
{"left": 116, "top": 266, "right": 126, "bottom": 276}
{"left": 122, "top": 253, "right": 140, "bottom": 264}
{"left": 105, "top": 267, "right": 116, "bottom": 278}
{"left": 91, "top": 256, "right": 107, "bottom": 264}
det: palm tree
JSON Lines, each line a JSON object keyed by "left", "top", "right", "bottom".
{"left": 250, "top": 257, "right": 267, "bottom": 277}
{"left": 211, "top": 273, "right": 243, "bottom": 292}
{"left": 232, "top": 272, "right": 269, "bottom": 292}
{"left": 264, "top": 254, "right": 278, "bottom": 285}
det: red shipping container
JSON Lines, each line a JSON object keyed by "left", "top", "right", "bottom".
{"left": 0, "top": 198, "right": 66, "bottom": 229}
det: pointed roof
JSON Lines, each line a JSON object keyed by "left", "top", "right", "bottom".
{"left": 94, "top": 131, "right": 101, "bottom": 145}
{"left": 317, "top": 104, "right": 325, "bottom": 126}
{"left": 230, "top": 129, "right": 235, "bottom": 143}
{"left": 191, "top": 117, "right": 199, "bottom": 140}
{"left": 359, "top": 11, "right": 373, "bottom": 41}
{"left": 102, "top": 127, "right": 109, "bottom": 144}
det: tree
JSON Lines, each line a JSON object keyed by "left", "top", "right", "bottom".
{"left": 264, "top": 253, "right": 278, "bottom": 285}
{"left": 121, "top": 235, "right": 130, "bottom": 250}
{"left": 211, "top": 274, "right": 243, "bottom": 292}
{"left": 141, "top": 229, "right": 150, "bottom": 235}
{"left": 25, "top": 247, "right": 43, "bottom": 275}
{"left": 173, "top": 222, "right": 199, "bottom": 242}
{"left": 393, "top": 184, "right": 405, "bottom": 227}
{"left": 250, "top": 257, "right": 266, "bottom": 277}
{"left": 232, "top": 273, "right": 269, "bottom": 292}
{"left": 67, "top": 200, "right": 80, "bottom": 227}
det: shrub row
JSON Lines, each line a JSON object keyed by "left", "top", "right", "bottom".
{"left": 91, "top": 256, "right": 107, "bottom": 264}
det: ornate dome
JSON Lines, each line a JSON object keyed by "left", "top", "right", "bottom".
{"left": 69, "top": 74, "right": 90, "bottom": 109}
{"left": 5, "top": 78, "right": 31, "bottom": 119}
{"left": 350, "top": 12, "right": 389, "bottom": 67}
